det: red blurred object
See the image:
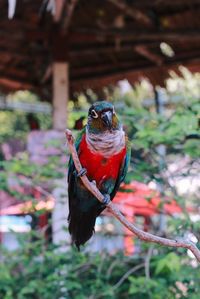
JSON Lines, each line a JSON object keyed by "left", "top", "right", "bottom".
{"left": 113, "top": 181, "right": 182, "bottom": 216}
{"left": 0, "top": 181, "right": 189, "bottom": 254}
{"left": 0, "top": 190, "right": 54, "bottom": 216}
{"left": 0, "top": 181, "right": 182, "bottom": 216}
{"left": 105, "top": 181, "right": 183, "bottom": 255}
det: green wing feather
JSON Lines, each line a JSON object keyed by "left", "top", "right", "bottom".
{"left": 110, "top": 137, "right": 131, "bottom": 199}
{"left": 68, "top": 127, "right": 86, "bottom": 181}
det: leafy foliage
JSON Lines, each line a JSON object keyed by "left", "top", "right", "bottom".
{"left": 0, "top": 91, "right": 52, "bottom": 144}
{"left": 0, "top": 70, "right": 199, "bottom": 298}
{"left": 0, "top": 233, "right": 200, "bottom": 299}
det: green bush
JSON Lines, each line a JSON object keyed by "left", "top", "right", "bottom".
{"left": 0, "top": 234, "right": 200, "bottom": 299}
{"left": 0, "top": 73, "right": 199, "bottom": 299}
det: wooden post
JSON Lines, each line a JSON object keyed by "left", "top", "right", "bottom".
{"left": 52, "top": 62, "right": 69, "bottom": 130}
{"left": 52, "top": 61, "right": 69, "bottom": 247}
{"left": 52, "top": 179, "right": 70, "bottom": 248}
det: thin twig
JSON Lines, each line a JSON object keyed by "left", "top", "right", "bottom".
{"left": 106, "top": 260, "right": 119, "bottom": 279}
{"left": 65, "top": 129, "right": 200, "bottom": 263}
{"left": 113, "top": 263, "right": 145, "bottom": 290}
{"left": 145, "top": 245, "right": 154, "bottom": 280}
{"left": 90, "top": 263, "right": 145, "bottom": 299}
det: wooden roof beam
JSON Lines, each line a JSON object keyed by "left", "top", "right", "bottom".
{"left": 72, "top": 51, "right": 200, "bottom": 78}
{"left": 54, "top": 0, "right": 65, "bottom": 22}
{"left": 62, "top": 0, "right": 78, "bottom": 31}
{"left": 134, "top": 45, "right": 163, "bottom": 66}
{"left": 68, "top": 42, "right": 175, "bottom": 58}
{"left": 2, "top": 68, "right": 31, "bottom": 80}
{"left": 107, "top": 0, "right": 153, "bottom": 27}
{"left": 71, "top": 61, "right": 147, "bottom": 78}
{"left": 129, "top": 0, "right": 200, "bottom": 7}
{"left": 70, "top": 29, "right": 200, "bottom": 43}
{"left": 0, "top": 77, "right": 33, "bottom": 90}
{"left": 71, "top": 57, "right": 200, "bottom": 91}
{"left": 0, "top": 50, "right": 28, "bottom": 62}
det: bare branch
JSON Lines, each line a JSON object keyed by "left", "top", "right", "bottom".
{"left": 113, "top": 263, "right": 145, "bottom": 290}
{"left": 65, "top": 129, "right": 200, "bottom": 263}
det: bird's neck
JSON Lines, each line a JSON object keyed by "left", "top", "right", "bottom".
{"left": 85, "top": 126, "right": 125, "bottom": 158}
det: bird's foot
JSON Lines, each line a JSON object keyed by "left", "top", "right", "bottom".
{"left": 74, "top": 168, "right": 87, "bottom": 177}
{"left": 101, "top": 194, "right": 111, "bottom": 207}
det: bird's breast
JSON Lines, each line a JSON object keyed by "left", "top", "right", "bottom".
{"left": 79, "top": 134, "right": 126, "bottom": 188}
{"left": 85, "top": 127, "right": 125, "bottom": 158}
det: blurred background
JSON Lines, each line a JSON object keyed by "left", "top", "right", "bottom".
{"left": 0, "top": 1, "right": 199, "bottom": 298}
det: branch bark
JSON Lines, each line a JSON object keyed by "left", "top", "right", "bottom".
{"left": 65, "top": 129, "right": 200, "bottom": 263}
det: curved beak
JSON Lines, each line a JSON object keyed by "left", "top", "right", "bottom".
{"left": 101, "top": 111, "right": 113, "bottom": 129}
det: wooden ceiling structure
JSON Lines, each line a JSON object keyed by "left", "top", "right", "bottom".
{"left": 0, "top": 0, "right": 200, "bottom": 101}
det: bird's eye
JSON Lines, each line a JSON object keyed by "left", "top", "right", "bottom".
{"left": 91, "top": 109, "right": 98, "bottom": 118}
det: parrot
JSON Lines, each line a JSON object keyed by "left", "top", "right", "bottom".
{"left": 68, "top": 101, "right": 130, "bottom": 249}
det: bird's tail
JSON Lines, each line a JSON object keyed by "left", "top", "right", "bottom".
{"left": 68, "top": 208, "right": 97, "bottom": 249}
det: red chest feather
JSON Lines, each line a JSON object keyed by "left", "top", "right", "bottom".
{"left": 79, "top": 134, "right": 126, "bottom": 186}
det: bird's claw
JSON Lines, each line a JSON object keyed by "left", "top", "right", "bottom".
{"left": 74, "top": 168, "right": 87, "bottom": 177}
{"left": 101, "top": 194, "right": 110, "bottom": 207}
{"left": 77, "top": 168, "right": 87, "bottom": 177}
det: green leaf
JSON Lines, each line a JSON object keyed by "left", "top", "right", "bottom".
{"left": 155, "top": 252, "right": 181, "bottom": 275}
